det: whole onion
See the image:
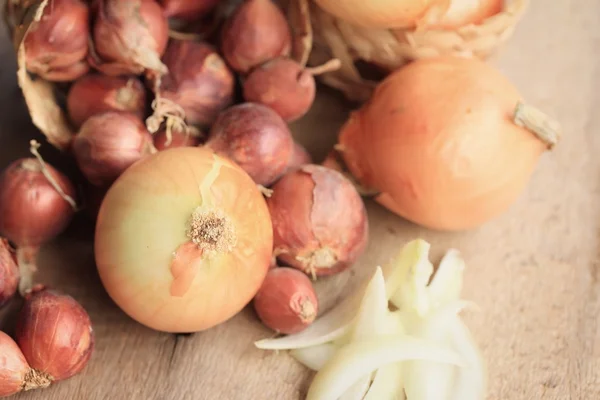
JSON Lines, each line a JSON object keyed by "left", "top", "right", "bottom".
{"left": 0, "top": 238, "right": 19, "bottom": 307}
{"left": 161, "top": 0, "right": 221, "bottom": 20}
{"left": 153, "top": 39, "right": 235, "bottom": 127}
{"left": 91, "top": 0, "right": 169, "bottom": 76}
{"left": 67, "top": 74, "right": 147, "bottom": 129}
{"left": 72, "top": 111, "right": 155, "bottom": 187}
{"left": 23, "top": 0, "right": 90, "bottom": 81}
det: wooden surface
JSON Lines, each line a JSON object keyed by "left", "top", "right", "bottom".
{"left": 1, "top": 1, "right": 599, "bottom": 399}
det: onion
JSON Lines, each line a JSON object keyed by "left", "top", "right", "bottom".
{"left": 90, "top": 0, "right": 169, "bottom": 76}
{"left": 153, "top": 126, "right": 203, "bottom": 151}
{"left": 421, "top": 0, "right": 503, "bottom": 29}
{"left": 253, "top": 267, "right": 319, "bottom": 334}
{"left": 313, "top": 0, "right": 449, "bottom": 29}
{"left": 284, "top": 142, "right": 312, "bottom": 174}
{"left": 0, "top": 331, "right": 30, "bottom": 397}
{"left": 94, "top": 147, "right": 273, "bottom": 332}
{"left": 220, "top": 0, "right": 292, "bottom": 74}
{"left": 161, "top": 0, "right": 220, "bottom": 20}
{"left": 266, "top": 165, "right": 369, "bottom": 278}
{"left": 337, "top": 56, "right": 561, "bottom": 231}
{"left": 0, "top": 238, "right": 18, "bottom": 307}
{"left": 72, "top": 111, "right": 155, "bottom": 187}
{"left": 0, "top": 142, "right": 77, "bottom": 295}
{"left": 205, "top": 103, "right": 294, "bottom": 187}
{"left": 152, "top": 39, "right": 235, "bottom": 127}
{"left": 23, "top": 0, "right": 90, "bottom": 81}
{"left": 67, "top": 74, "right": 147, "bottom": 129}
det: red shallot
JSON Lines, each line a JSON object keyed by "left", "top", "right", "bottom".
{"left": 0, "top": 238, "right": 18, "bottom": 307}
{"left": 23, "top": 0, "right": 90, "bottom": 81}
{"left": 72, "top": 111, "right": 156, "bottom": 187}
{"left": 205, "top": 103, "right": 294, "bottom": 187}
{"left": 0, "top": 331, "right": 31, "bottom": 397}
{"left": 253, "top": 267, "right": 319, "bottom": 334}
{"left": 267, "top": 165, "right": 369, "bottom": 278}
{"left": 161, "top": 0, "right": 221, "bottom": 21}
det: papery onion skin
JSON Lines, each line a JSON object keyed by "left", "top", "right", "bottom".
{"left": 314, "top": 0, "right": 448, "bottom": 29}
{"left": 0, "top": 238, "right": 19, "bottom": 307}
{"left": 221, "top": 0, "right": 292, "bottom": 74}
{"left": 72, "top": 111, "right": 155, "bottom": 187}
{"left": 424, "top": 0, "right": 503, "bottom": 30}
{"left": 206, "top": 103, "right": 294, "bottom": 187}
{"left": 67, "top": 74, "right": 147, "bottom": 129}
{"left": 91, "top": 0, "right": 169, "bottom": 76}
{"left": 156, "top": 39, "right": 235, "bottom": 126}
{"left": 253, "top": 267, "right": 319, "bottom": 334}
{"left": 0, "top": 331, "right": 29, "bottom": 397}
{"left": 23, "top": 0, "right": 90, "bottom": 81}
{"left": 0, "top": 158, "right": 76, "bottom": 248}
{"left": 16, "top": 288, "right": 94, "bottom": 383}
{"left": 243, "top": 57, "right": 316, "bottom": 122}
{"left": 153, "top": 128, "right": 203, "bottom": 151}
{"left": 338, "top": 56, "right": 555, "bottom": 231}
{"left": 95, "top": 147, "right": 273, "bottom": 333}
{"left": 161, "top": 0, "right": 221, "bottom": 20}
{"left": 267, "top": 164, "right": 368, "bottom": 277}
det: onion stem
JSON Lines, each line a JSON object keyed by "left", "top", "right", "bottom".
{"left": 513, "top": 102, "right": 562, "bottom": 150}
{"left": 305, "top": 59, "right": 342, "bottom": 76}
{"left": 29, "top": 140, "right": 78, "bottom": 211}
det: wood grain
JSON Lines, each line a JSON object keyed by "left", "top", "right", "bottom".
{"left": 1, "top": 1, "right": 599, "bottom": 399}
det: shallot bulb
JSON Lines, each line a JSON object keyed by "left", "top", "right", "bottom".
{"left": 253, "top": 267, "right": 319, "bottom": 334}
{"left": 72, "top": 111, "right": 155, "bottom": 187}
{"left": 161, "top": 0, "right": 221, "bottom": 20}
{"left": 91, "top": 0, "right": 169, "bottom": 76}
{"left": 221, "top": 0, "right": 292, "bottom": 74}
{"left": 284, "top": 142, "right": 312, "bottom": 173}
{"left": 0, "top": 238, "right": 18, "bottom": 307}
{"left": 16, "top": 287, "right": 94, "bottom": 384}
{"left": 153, "top": 39, "right": 235, "bottom": 127}
{"left": 0, "top": 331, "right": 31, "bottom": 397}
{"left": 23, "top": 0, "right": 90, "bottom": 81}
{"left": 267, "top": 165, "right": 369, "bottom": 278}
{"left": 67, "top": 74, "right": 147, "bottom": 129}
{"left": 206, "top": 103, "right": 294, "bottom": 187}
{"left": 0, "top": 149, "right": 77, "bottom": 295}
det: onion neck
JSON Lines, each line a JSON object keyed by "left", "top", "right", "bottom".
{"left": 513, "top": 102, "right": 561, "bottom": 150}
{"left": 16, "top": 246, "right": 39, "bottom": 297}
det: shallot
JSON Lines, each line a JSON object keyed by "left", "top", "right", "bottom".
{"left": 0, "top": 238, "right": 18, "bottom": 307}
{"left": 0, "top": 331, "right": 31, "bottom": 397}
{"left": 267, "top": 165, "right": 368, "bottom": 278}
{"left": 161, "top": 0, "right": 220, "bottom": 21}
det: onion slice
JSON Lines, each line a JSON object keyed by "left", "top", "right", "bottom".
{"left": 305, "top": 335, "right": 463, "bottom": 400}
{"left": 290, "top": 343, "right": 337, "bottom": 371}
{"left": 428, "top": 248, "right": 465, "bottom": 309}
{"left": 363, "top": 363, "right": 405, "bottom": 400}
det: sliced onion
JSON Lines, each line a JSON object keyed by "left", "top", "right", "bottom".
{"left": 290, "top": 343, "right": 337, "bottom": 371}
{"left": 363, "top": 363, "right": 405, "bottom": 400}
{"left": 339, "top": 376, "right": 372, "bottom": 400}
{"left": 348, "top": 267, "right": 390, "bottom": 340}
{"left": 427, "top": 248, "right": 465, "bottom": 309}
{"left": 305, "top": 335, "right": 463, "bottom": 400}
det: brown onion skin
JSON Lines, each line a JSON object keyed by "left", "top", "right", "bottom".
{"left": 0, "top": 159, "right": 76, "bottom": 248}
{"left": 253, "top": 267, "right": 318, "bottom": 334}
{"left": 16, "top": 288, "right": 94, "bottom": 382}
{"left": 153, "top": 128, "right": 203, "bottom": 151}
{"left": 206, "top": 103, "right": 294, "bottom": 186}
{"left": 92, "top": 0, "right": 169, "bottom": 75}
{"left": 243, "top": 58, "right": 316, "bottom": 122}
{"left": 161, "top": 0, "right": 220, "bottom": 20}
{"left": 0, "top": 331, "right": 29, "bottom": 397}
{"left": 157, "top": 39, "right": 235, "bottom": 126}
{"left": 72, "top": 111, "right": 154, "bottom": 187}
{"left": 221, "top": 0, "right": 292, "bottom": 74}
{"left": 0, "top": 238, "right": 19, "bottom": 307}
{"left": 267, "top": 165, "right": 369, "bottom": 277}
{"left": 23, "top": 0, "right": 90, "bottom": 81}
{"left": 67, "top": 74, "right": 147, "bottom": 129}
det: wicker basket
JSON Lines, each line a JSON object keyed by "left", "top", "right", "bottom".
{"left": 287, "top": 0, "right": 530, "bottom": 102}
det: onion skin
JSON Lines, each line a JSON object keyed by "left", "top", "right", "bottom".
{"left": 253, "top": 267, "right": 319, "bottom": 334}
{"left": 423, "top": 0, "right": 503, "bottom": 29}
{"left": 0, "top": 238, "right": 19, "bottom": 307}
{"left": 153, "top": 128, "right": 203, "bottom": 151}
{"left": 267, "top": 165, "right": 369, "bottom": 277}
{"left": 67, "top": 74, "right": 147, "bottom": 129}
{"left": 156, "top": 39, "right": 235, "bottom": 126}
{"left": 243, "top": 57, "right": 316, "bottom": 122}
{"left": 221, "top": 0, "right": 292, "bottom": 74}
{"left": 338, "top": 56, "right": 554, "bottom": 231}
{"left": 0, "top": 158, "right": 76, "bottom": 248}
{"left": 23, "top": 0, "right": 90, "bottom": 81}
{"left": 161, "top": 0, "right": 220, "bottom": 20}
{"left": 95, "top": 147, "right": 273, "bottom": 333}
{"left": 0, "top": 331, "right": 29, "bottom": 397}
{"left": 91, "top": 0, "right": 169, "bottom": 76}
{"left": 16, "top": 288, "right": 94, "bottom": 383}
{"left": 72, "top": 111, "right": 155, "bottom": 187}
{"left": 206, "top": 103, "right": 294, "bottom": 187}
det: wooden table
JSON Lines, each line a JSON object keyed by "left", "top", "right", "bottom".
{"left": 1, "top": 1, "right": 599, "bottom": 399}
